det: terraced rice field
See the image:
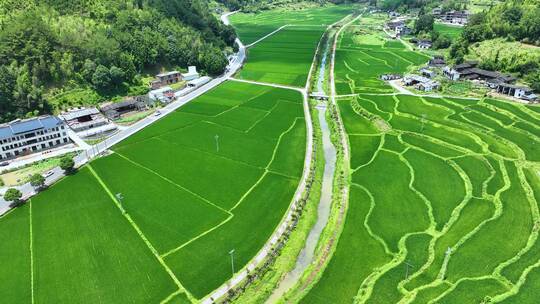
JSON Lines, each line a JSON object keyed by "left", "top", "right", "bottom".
{"left": 231, "top": 5, "right": 353, "bottom": 87}
{"left": 0, "top": 81, "right": 307, "bottom": 302}
{"left": 335, "top": 17, "right": 430, "bottom": 94}
{"left": 303, "top": 14, "right": 540, "bottom": 303}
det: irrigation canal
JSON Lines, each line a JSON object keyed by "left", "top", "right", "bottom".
{"left": 266, "top": 37, "right": 336, "bottom": 303}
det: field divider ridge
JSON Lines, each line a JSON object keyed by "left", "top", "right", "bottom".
{"left": 87, "top": 164, "right": 196, "bottom": 301}
{"left": 245, "top": 24, "right": 290, "bottom": 48}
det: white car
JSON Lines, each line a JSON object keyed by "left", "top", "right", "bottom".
{"left": 154, "top": 110, "right": 162, "bottom": 117}
{"left": 42, "top": 170, "right": 54, "bottom": 178}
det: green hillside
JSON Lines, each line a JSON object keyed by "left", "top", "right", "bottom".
{"left": 0, "top": 0, "right": 236, "bottom": 123}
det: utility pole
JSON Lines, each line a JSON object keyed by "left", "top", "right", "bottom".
{"left": 229, "top": 249, "right": 235, "bottom": 276}
{"left": 215, "top": 134, "right": 220, "bottom": 152}
{"left": 404, "top": 261, "right": 414, "bottom": 280}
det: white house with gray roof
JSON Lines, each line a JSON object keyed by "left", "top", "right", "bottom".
{"left": 0, "top": 116, "right": 70, "bottom": 161}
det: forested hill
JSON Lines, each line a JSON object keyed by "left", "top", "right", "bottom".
{"left": 0, "top": 0, "right": 236, "bottom": 123}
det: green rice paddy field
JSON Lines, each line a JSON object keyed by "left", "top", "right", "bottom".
{"left": 0, "top": 80, "right": 307, "bottom": 302}
{"left": 335, "top": 16, "right": 430, "bottom": 95}
{"left": 434, "top": 23, "right": 464, "bottom": 40}
{"left": 231, "top": 6, "right": 353, "bottom": 87}
{"left": 303, "top": 14, "right": 540, "bottom": 304}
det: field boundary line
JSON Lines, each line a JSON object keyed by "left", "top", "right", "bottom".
{"left": 87, "top": 165, "right": 196, "bottom": 302}
{"left": 161, "top": 214, "right": 234, "bottom": 258}
{"left": 160, "top": 289, "right": 183, "bottom": 304}
{"left": 113, "top": 151, "right": 231, "bottom": 215}
{"left": 229, "top": 77, "right": 306, "bottom": 93}
{"left": 245, "top": 24, "right": 290, "bottom": 48}
{"left": 29, "top": 199, "right": 35, "bottom": 304}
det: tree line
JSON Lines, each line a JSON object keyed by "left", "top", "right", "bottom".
{"left": 0, "top": 0, "right": 236, "bottom": 123}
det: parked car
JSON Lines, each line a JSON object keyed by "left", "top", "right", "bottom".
{"left": 0, "top": 161, "right": 9, "bottom": 167}
{"left": 42, "top": 170, "right": 54, "bottom": 178}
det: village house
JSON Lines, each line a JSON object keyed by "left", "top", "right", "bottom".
{"left": 60, "top": 107, "right": 117, "bottom": 138}
{"left": 404, "top": 74, "right": 440, "bottom": 92}
{"left": 149, "top": 86, "right": 175, "bottom": 104}
{"left": 380, "top": 74, "right": 402, "bottom": 81}
{"left": 496, "top": 84, "right": 538, "bottom": 102}
{"left": 428, "top": 56, "right": 446, "bottom": 67}
{"left": 443, "top": 61, "right": 515, "bottom": 84}
{"left": 151, "top": 71, "right": 183, "bottom": 89}
{"left": 182, "top": 66, "right": 200, "bottom": 81}
{"left": 0, "top": 116, "right": 70, "bottom": 161}
{"left": 419, "top": 68, "right": 436, "bottom": 78}
{"left": 385, "top": 20, "right": 411, "bottom": 37}
{"left": 432, "top": 9, "right": 470, "bottom": 25}
{"left": 417, "top": 40, "right": 432, "bottom": 49}
{"left": 100, "top": 97, "right": 148, "bottom": 120}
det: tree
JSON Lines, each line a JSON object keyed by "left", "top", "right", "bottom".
{"left": 414, "top": 14, "right": 434, "bottom": 35}
{"left": 109, "top": 66, "right": 125, "bottom": 86}
{"left": 59, "top": 155, "right": 75, "bottom": 173}
{"left": 92, "top": 65, "right": 111, "bottom": 91}
{"left": 4, "top": 188, "right": 22, "bottom": 204}
{"left": 29, "top": 173, "right": 46, "bottom": 190}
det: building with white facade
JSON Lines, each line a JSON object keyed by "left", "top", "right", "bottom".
{"left": 0, "top": 116, "right": 70, "bottom": 160}
{"left": 182, "top": 66, "right": 200, "bottom": 81}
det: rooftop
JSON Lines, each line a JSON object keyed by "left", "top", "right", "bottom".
{"left": 60, "top": 108, "right": 100, "bottom": 121}
{"left": 0, "top": 116, "right": 64, "bottom": 140}
{"left": 156, "top": 71, "right": 181, "bottom": 78}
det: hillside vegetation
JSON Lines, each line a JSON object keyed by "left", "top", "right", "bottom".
{"left": 0, "top": 0, "right": 236, "bottom": 123}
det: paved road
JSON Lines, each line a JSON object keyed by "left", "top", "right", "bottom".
{"left": 0, "top": 21, "right": 246, "bottom": 216}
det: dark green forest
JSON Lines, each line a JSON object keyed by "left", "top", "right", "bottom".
{"left": 0, "top": 0, "right": 236, "bottom": 123}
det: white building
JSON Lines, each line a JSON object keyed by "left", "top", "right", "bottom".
{"left": 182, "top": 66, "right": 200, "bottom": 81}
{"left": 187, "top": 76, "right": 211, "bottom": 89}
{"left": 0, "top": 116, "right": 70, "bottom": 160}
{"left": 149, "top": 86, "right": 175, "bottom": 103}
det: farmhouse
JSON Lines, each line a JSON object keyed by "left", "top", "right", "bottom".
{"left": 496, "top": 84, "right": 538, "bottom": 102}
{"left": 182, "top": 66, "right": 200, "bottom": 81}
{"left": 385, "top": 20, "right": 411, "bottom": 36}
{"left": 443, "top": 61, "right": 515, "bottom": 83}
{"left": 151, "top": 71, "right": 182, "bottom": 89}
{"left": 0, "top": 116, "right": 69, "bottom": 160}
{"left": 60, "top": 107, "right": 117, "bottom": 137}
{"left": 149, "top": 86, "right": 175, "bottom": 103}
{"left": 404, "top": 74, "right": 440, "bottom": 91}
{"left": 417, "top": 40, "right": 432, "bottom": 49}
{"left": 100, "top": 97, "right": 148, "bottom": 120}
{"left": 419, "top": 68, "right": 436, "bottom": 78}
{"left": 380, "top": 74, "right": 402, "bottom": 81}
{"left": 433, "top": 9, "right": 470, "bottom": 25}
{"left": 428, "top": 56, "right": 446, "bottom": 67}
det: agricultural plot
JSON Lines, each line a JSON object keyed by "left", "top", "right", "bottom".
{"left": 304, "top": 92, "right": 540, "bottom": 303}
{"left": 231, "top": 5, "right": 354, "bottom": 87}
{"left": 0, "top": 81, "right": 307, "bottom": 302}
{"left": 237, "top": 26, "right": 326, "bottom": 87}
{"left": 229, "top": 5, "right": 352, "bottom": 45}
{"left": 434, "top": 23, "right": 464, "bottom": 40}
{"left": 335, "top": 23, "right": 430, "bottom": 95}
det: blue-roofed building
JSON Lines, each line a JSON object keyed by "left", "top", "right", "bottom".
{"left": 0, "top": 116, "right": 70, "bottom": 161}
